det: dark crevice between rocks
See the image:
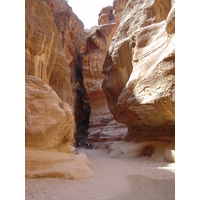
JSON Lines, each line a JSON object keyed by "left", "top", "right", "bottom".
{"left": 74, "top": 54, "right": 90, "bottom": 146}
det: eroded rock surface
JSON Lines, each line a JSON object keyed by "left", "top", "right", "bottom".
{"left": 25, "top": 0, "right": 74, "bottom": 105}
{"left": 25, "top": 75, "right": 75, "bottom": 150}
{"left": 25, "top": 149, "right": 94, "bottom": 179}
{"left": 102, "top": 0, "right": 175, "bottom": 158}
{"left": 45, "top": 0, "right": 86, "bottom": 79}
{"left": 82, "top": 0, "right": 128, "bottom": 145}
{"left": 25, "top": 0, "right": 75, "bottom": 150}
{"left": 45, "top": 0, "right": 90, "bottom": 144}
{"left": 25, "top": 0, "right": 94, "bottom": 178}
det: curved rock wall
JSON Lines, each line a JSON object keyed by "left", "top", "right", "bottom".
{"left": 25, "top": 0, "right": 73, "bottom": 106}
{"left": 25, "top": 0, "right": 75, "bottom": 150}
{"left": 82, "top": 0, "right": 128, "bottom": 145}
{"left": 25, "top": 0, "right": 94, "bottom": 178}
{"left": 45, "top": 0, "right": 86, "bottom": 81}
{"left": 25, "top": 75, "right": 75, "bottom": 150}
{"left": 44, "top": 0, "right": 90, "bottom": 145}
{"left": 102, "top": 0, "right": 175, "bottom": 143}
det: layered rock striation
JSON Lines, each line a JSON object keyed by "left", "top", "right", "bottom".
{"left": 25, "top": 75, "right": 75, "bottom": 150}
{"left": 44, "top": 0, "right": 90, "bottom": 145}
{"left": 45, "top": 0, "right": 86, "bottom": 80}
{"left": 25, "top": 0, "right": 75, "bottom": 150}
{"left": 25, "top": 0, "right": 73, "bottom": 105}
{"left": 25, "top": 0, "right": 94, "bottom": 178}
{"left": 82, "top": 0, "right": 128, "bottom": 145}
{"left": 102, "top": 0, "right": 175, "bottom": 160}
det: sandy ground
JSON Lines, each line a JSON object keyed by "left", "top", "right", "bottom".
{"left": 25, "top": 148, "right": 175, "bottom": 200}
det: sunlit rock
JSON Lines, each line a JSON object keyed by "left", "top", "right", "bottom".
{"left": 102, "top": 0, "right": 175, "bottom": 159}
{"left": 82, "top": 0, "right": 128, "bottom": 145}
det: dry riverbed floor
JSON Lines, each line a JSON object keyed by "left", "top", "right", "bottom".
{"left": 25, "top": 148, "right": 175, "bottom": 200}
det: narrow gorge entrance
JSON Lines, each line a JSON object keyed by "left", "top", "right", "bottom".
{"left": 74, "top": 54, "right": 91, "bottom": 146}
{"left": 25, "top": 0, "right": 176, "bottom": 199}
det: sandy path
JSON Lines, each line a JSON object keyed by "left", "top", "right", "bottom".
{"left": 25, "top": 148, "right": 175, "bottom": 200}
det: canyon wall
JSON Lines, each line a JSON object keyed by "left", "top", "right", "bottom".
{"left": 82, "top": 0, "right": 128, "bottom": 146}
{"left": 25, "top": 75, "right": 74, "bottom": 150}
{"left": 45, "top": 0, "right": 86, "bottom": 80}
{"left": 25, "top": 0, "right": 93, "bottom": 178}
{"left": 45, "top": 0, "right": 90, "bottom": 145}
{"left": 25, "top": 0, "right": 75, "bottom": 149}
{"left": 25, "top": 0, "right": 73, "bottom": 106}
{"left": 102, "top": 0, "right": 175, "bottom": 161}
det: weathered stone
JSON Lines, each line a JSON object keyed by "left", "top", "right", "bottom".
{"left": 25, "top": 0, "right": 94, "bottom": 179}
{"left": 25, "top": 75, "right": 75, "bottom": 150}
{"left": 166, "top": 2, "right": 175, "bottom": 34}
{"left": 25, "top": 149, "right": 95, "bottom": 179}
{"left": 113, "top": 0, "right": 129, "bottom": 25}
{"left": 109, "top": 140, "right": 175, "bottom": 162}
{"left": 82, "top": 0, "right": 128, "bottom": 144}
{"left": 45, "top": 0, "right": 86, "bottom": 80}
{"left": 44, "top": 0, "right": 90, "bottom": 144}
{"left": 102, "top": 0, "right": 175, "bottom": 142}
{"left": 25, "top": 0, "right": 73, "bottom": 105}
{"left": 164, "top": 143, "right": 175, "bottom": 162}
{"left": 98, "top": 6, "right": 115, "bottom": 25}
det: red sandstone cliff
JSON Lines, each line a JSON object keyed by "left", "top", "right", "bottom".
{"left": 82, "top": 0, "right": 128, "bottom": 146}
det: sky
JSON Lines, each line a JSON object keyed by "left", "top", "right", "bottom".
{"left": 68, "top": 0, "right": 114, "bottom": 29}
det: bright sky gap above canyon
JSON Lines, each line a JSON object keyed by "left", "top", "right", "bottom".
{"left": 68, "top": 0, "right": 113, "bottom": 29}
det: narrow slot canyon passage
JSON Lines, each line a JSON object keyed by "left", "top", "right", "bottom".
{"left": 74, "top": 54, "right": 91, "bottom": 146}
{"left": 25, "top": 0, "right": 176, "bottom": 199}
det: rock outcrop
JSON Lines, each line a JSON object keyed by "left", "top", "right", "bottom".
{"left": 25, "top": 0, "right": 94, "bottom": 178}
{"left": 82, "top": 0, "right": 128, "bottom": 145}
{"left": 25, "top": 0, "right": 75, "bottom": 149}
{"left": 25, "top": 0, "right": 74, "bottom": 106}
{"left": 25, "top": 75, "right": 75, "bottom": 151}
{"left": 102, "top": 0, "right": 175, "bottom": 161}
{"left": 45, "top": 0, "right": 86, "bottom": 79}
{"left": 44, "top": 0, "right": 90, "bottom": 145}
{"left": 25, "top": 149, "right": 94, "bottom": 179}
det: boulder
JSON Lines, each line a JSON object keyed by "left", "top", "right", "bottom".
{"left": 25, "top": 75, "right": 75, "bottom": 150}
{"left": 25, "top": 149, "right": 95, "bottom": 179}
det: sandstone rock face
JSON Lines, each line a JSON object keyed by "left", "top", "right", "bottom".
{"left": 25, "top": 0, "right": 74, "bottom": 106}
{"left": 98, "top": 6, "right": 115, "bottom": 26}
{"left": 25, "top": 0, "right": 75, "bottom": 150}
{"left": 113, "top": 0, "right": 129, "bottom": 25}
{"left": 25, "top": 149, "right": 94, "bottom": 179}
{"left": 25, "top": 0, "right": 94, "bottom": 178}
{"left": 102, "top": 0, "right": 175, "bottom": 145}
{"left": 45, "top": 0, "right": 86, "bottom": 80}
{"left": 25, "top": 75, "right": 75, "bottom": 150}
{"left": 82, "top": 0, "right": 128, "bottom": 145}
{"left": 44, "top": 0, "right": 90, "bottom": 144}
